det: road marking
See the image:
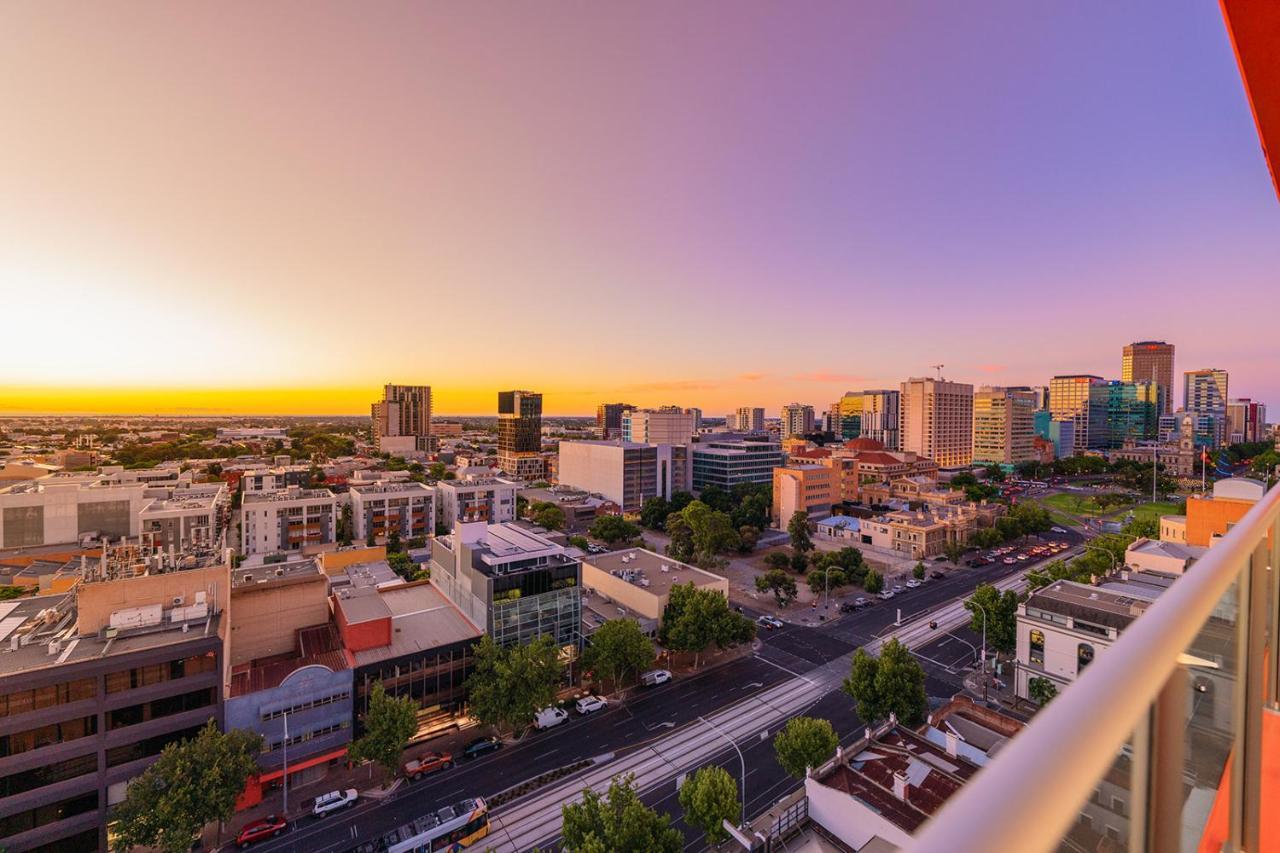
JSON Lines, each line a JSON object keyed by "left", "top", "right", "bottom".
{"left": 752, "top": 653, "right": 817, "bottom": 686}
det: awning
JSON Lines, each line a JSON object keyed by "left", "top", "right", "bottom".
{"left": 257, "top": 746, "right": 348, "bottom": 784}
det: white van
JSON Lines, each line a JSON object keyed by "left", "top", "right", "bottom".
{"left": 641, "top": 669, "right": 672, "bottom": 687}
{"left": 534, "top": 706, "right": 569, "bottom": 730}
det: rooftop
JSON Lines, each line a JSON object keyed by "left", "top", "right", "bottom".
{"left": 348, "top": 583, "right": 482, "bottom": 666}
{"left": 349, "top": 481, "right": 435, "bottom": 497}
{"left": 583, "top": 548, "right": 725, "bottom": 597}
{"left": 243, "top": 488, "right": 335, "bottom": 504}
{"left": 227, "top": 623, "right": 349, "bottom": 697}
{"left": 1024, "top": 579, "right": 1153, "bottom": 630}
{"left": 232, "top": 557, "right": 325, "bottom": 589}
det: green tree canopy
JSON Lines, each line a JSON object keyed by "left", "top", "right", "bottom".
{"left": 964, "top": 584, "right": 1019, "bottom": 655}
{"left": 787, "top": 510, "right": 813, "bottom": 553}
{"left": 111, "top": 721, "right": 261, "bottom": 853}
{"left": 589, "top": 514, "right": 641, "bottom": 545}
{"left": 679, "top": 765, "right": 739, "bottom": 844}
{"left": 348, "top": 681, "right": 418, "bottom": 784}
{"left": 562, "top": 773, "right": 682, "bottom": 853}
{"left": 528, "top": 501, "right": 567, "bottom": 531}
{"left": 465, "top": 634, "right": 564, "bottom": 733}
{"left": 582, "top": 618, "right": 654, "bottom": 689}
{"left": 807, "top": 567, "right": 846, "bottom": 596}
{"left": 841, "top": 639, "right": 927, "bottom": 726}
{"left": 664, "top": 512, "right": 695, "bottom": 563}
{"left": 774, "top": 716, "right": 839, "bottom": 779}
{"left": 660, "top": 583, "right": 754, "bottom": 667}
{"left": 1028, "top": 676, "right": 1058, "bottom": 705}
{"left": 757, "top": 568, "right": 799, "bottom": 605}
{"left": 682, "top": 500, "right": 741, "bottom": 564}
{"left": 863, "top": 569, "right": 884, "bottom": 594}
{"left": 639, "top": 496, "right": 672, "bottom": 530}
{"left": 913, "top": 561, "right": 926, "bottom": 580}
{"left": 763, "top": 551, "right": 791, "bottom": 572}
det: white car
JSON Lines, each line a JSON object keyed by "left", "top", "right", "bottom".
{"left": 641, "top": 669, "right": 671, "bottom": 687}
{"left": 534, "top": 706, "right": 569, "bottom": 730}
{"left": 905, "top": 579, "right": 921, "bottom": 589}
{"left": 575, "top": 695, "right": 608, "bottom": 715}
{"left": 1051, "top": 526, "right": 1068, "bottom": 534}
{"left": 756, "top": 615, "right": 784, "bottom": 630}
{"left": 313, "top": 789, "right": 357, "bottom": 817}
{"left": 878, "top": 590, "right": 895, "bottom": 600}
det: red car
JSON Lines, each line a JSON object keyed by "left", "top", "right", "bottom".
{"left": 236, "top": 815, "right": 287, "bottom": 848}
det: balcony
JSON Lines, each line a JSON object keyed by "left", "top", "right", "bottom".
{"left": 913, "top": 481, "right": 1280, "bottom": 852}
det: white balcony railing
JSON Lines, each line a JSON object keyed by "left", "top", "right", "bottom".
{"left": 913, "top": 481, "right": 1280, "bottom": 853}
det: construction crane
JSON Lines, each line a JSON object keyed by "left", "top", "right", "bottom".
{"left": 931, "top": 364, "right": 945, "bottom": 380}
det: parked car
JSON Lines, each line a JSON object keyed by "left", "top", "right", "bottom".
{"left": 461, "top": 737, "right": 502, "bottom": 760}
{"left": 1003, "top": 557, "right": 1017, "bottom": 565}
{"left": 905, "top": 579, "right": 921, "bottom": 589}
{"left": 878, "top": 590, "right": 895, "bottom": 600}
{"left": 575, "top": 695, "right": 608, "bottom": 715}
{"left": 930, "top": 570, "right": 946, "bottom": 579}
{"left": 641, "top": 669, "right": 671, "bottom": 687}
{"left": 312, "top": 789, "right": 358, "bottom": 817}
{"left": 236, "top": 816, "right": 287, "bottom": 848}
{"left": 402, "top": 751, "right": 452, "bottom": 780}
{"left": 934, "top": 555, "right": 949, "bottom": 562}
{"left": 1051, "top": 526, "right": 1068, "bottom": 533}
{"left": 534, "top": 706, "right": 569, "bottom": 730}
{"left": 756, "top": 615, "right": 784, "bottom": 630}
{"left": 891, "top": 584, "right": 904, "bottom": 594}
{"left": 853, "top": 596, "right": 869, "bottom": 608}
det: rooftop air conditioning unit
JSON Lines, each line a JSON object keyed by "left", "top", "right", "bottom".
{"left": 172, "top": 596, "right": 184, "bottom": 606}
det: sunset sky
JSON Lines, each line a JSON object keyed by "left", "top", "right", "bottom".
{"left": 2, "top": 3, "right": 1277, "bottom": 417}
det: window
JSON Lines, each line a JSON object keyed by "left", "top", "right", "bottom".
{"left": 0, "top": 677, "right": 96, "bottom": 717}
{"left": 107, "top": 687, "right": 216, "bottom": 731}
{"left": 0, "top": 716, "right": 98, "bottom": 757}
{"left": 0, "top": 792, "right": 98, "bottom": 837}
{"left": 106, "top": 723, "right": 207, "bottom": 768}
{"left": 1078, "top": 643, "right": 1095, "bottom": 673}
{"left": 1029, "top": 630, "right": 1045, "bottom": 666}
{"left": 105, "top": 652, "right": 216, "bottom": 693}
{"left": 0, "top": 752, "right": 98, "bottom": 796}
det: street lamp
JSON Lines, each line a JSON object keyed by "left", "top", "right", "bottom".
{"left": 281, "top": 710, "right": 290, "bottom": 815}
{"left": 1082, "top": 543, "right": 1119, "bottom": 572}
{"left": 698, "top": 715, "right": 746, "bottom": 829}
{"left": 968, "top": 599, "right": 989, "bottom": 701}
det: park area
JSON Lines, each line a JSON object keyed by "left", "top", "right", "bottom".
{"left": 1038, "top": 493, "right": 1181, "bottom": 526}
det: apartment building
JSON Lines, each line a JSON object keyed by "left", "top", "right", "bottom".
{"left": 594, "top": 403, "right": 634, "bottom": 440}
{"left": 0, "top": 481, "right": 148, "bottom": 549}
{"left": 1184, "top": 368, "right": 1229, "bottom": 418}
{"left": 972, "top": 387, "right": 1037, "bottom": 466}
{"left": 435, "top": 476, "right": 518, "bottom": 531}
{"left": 899, "top": 378, "right": 974, "bottom": 468}
{"left": 557, "top": 441, "right": 690, "bottom": 513}
{"left": 138, "top": 484, "right": 228, "bottom": 550}
{"left": 240, "top": 488, "right": 337, "bottom": 556}
{"left": 860, "top": 389, "right": 901, "bottom": 450}
{"left": 620, "top": 408, "right": 697, "bottom": 445}
{"left": 690, "top": 440, "right": 783, "bottom": 492}
{"left": 771, "top": 464, "right": 836, "bottom": 527}
{"left": 429, "top": 522, "right": 581, "bottom": 649}
{"left": 371, "top": 384, "right": 432, "bottom": 454}
{"left": 497, "top": 390, "right": 545, "bottom": 480}
{"left": 1122, "top": 341, "right": 1175, "bottom": 414}
{"left": 1049, "top": 375, "right": 1107, "bottom": 454}
{"left": 780, "top": 403, "right": 816, "bottom": 438}
{"left": 349, "top": 481, "right": 435, "bottom": 543}
{"left": 732, "top": 407, "right": 765, "bottom": 433}
{"left": 0, "top": 545, "right": 228, "bottom": 852}
{"left": 239, "top": 464, "right": 312, "bottom": 493}
{"left": 1226, "top": 398, "right": 1267, "bottom": 444}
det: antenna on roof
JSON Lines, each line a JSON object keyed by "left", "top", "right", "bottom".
{"left": 932, "top": 364, "right": 945, "bottom": 380}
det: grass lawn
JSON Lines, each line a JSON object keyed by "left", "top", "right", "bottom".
{"left": 1128, "top": 501, "right": 1182, "bottom": 523}
{"left": 1040, "top": 492, "right": 1114, "bottom": 516}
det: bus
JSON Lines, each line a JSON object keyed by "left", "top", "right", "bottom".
{"left": 382, "top": 797, "right": 490, "bottom": 853}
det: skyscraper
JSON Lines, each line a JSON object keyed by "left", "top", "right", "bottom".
{"left": 622, "top": 408, "right": 697, "bottom": 444}
{"left": 1122, "top": 341, "right": 1175, "bottom": 414}
{"left": 1048, "top": 375, "right": 1106, "bottom": 454}
{"left": 972, "top": 387, "right": 1037, "bottom": 465}
{"left": 860, "top": 390, "right": 901, "bottom": 450}
{"left": 833, "top": 393, "right": 863, "bottom": 440}
{"left": 781, "top": 403, "right": 816, "bottom": 438}
{"left": 899, "top": 378, "right": 973, "bottom": 468}
{"left": 734, "top": 407, "right": 765, "bottom": 433}
{"left": 595, "top": 402, "right": 634, "bottom": 439}
{"left": 497, "top": 390, "right": 545, "bottom": 480}
{"left": 1099, "top": 380, "right": 1162, "bottom": 448}
{"left": 1184, "top": 368, "right": 1229, "bottom": 418}
{"left": 1226, "top": 399, "right": 1267, "bottom": 444}
{"left": 371, "top": 384, "right": 432, "bottom": 453}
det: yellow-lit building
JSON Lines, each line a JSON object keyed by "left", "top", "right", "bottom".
{"left": 900, "top": 378, "right": 973, "bottom": 469}
{"left": 973, "top": 387, "right": 1037, "bottom": 466}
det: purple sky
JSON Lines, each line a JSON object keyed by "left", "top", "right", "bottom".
{"left": 2, "top": 2, "right": 1276, "bottom": 415}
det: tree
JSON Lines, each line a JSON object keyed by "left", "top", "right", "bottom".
{"left": 737, "top": 525, "right": 760, "bottom": 552}
{"left": 562, "top": 773, "right": 682, "bottom": 853}
{"left": 969, "top": 528, "right": 1004, "bottom": 549}
{"left": 913, "top": 561, "right": 926, "bottom": 580}
{"left": 807, "top": 567, "right": 846, "bottom": 596}
{"left": 1007, "top": 503, "right": 1051, "bottom": 539}
{"left": 465, "top": 634, "right": 564, "bottom": 733}
{"left": 665, "top": 512, "right": 695, "bottom": 562}
{"left": 679, "top": 765, "right": 739, "bottom": 844}
{"left": 640, "top": 496, "right": 672, "bottom": 530}
{"left": 763, "top": 551, "right": 791, "bottom": 572}
{"left": 788, "top": 510, "right": 813, "bottom": 553}
{"left": 386, "top": 529, "right": 402, "bottom": 554}
{"left": 366, "top": 528, "right": 376, "bottom": 547}
{"left": 943, "top": 539, "right": 966, "bottom": 565}
{"left": 387, "top": 550, "right": 415, "bottom": 581}
{"left": 1122, "top": 515, "right": 1159, "bottom": 539}
{"left": 964, "top": 584, "right": 1019, "bottom": 655}
{"left": 789, "top": 550, "right": 809, "bottom": 573}
{"left": 582, "top": 619, "right": 654, "bottom": 690}
{"left": 661, "top": 583, "right": 755, "bottom": 667}
{"left": 863, "top": 569, "right": 884, "bottom": 594}
{"left": 338, "top": 504, "right": 353, "bottom": 546}
{"left": 682, "top": 500, "right": 740, "bottom": 564}
{"left": 841, "top": 638, "right": 927, "bottom": 725}
{"left": 529, "top": 501, "right": 567, "bottom": 531}
{"left": 347, "top": 681, "right": 418, "bottom": 785}
{"left": 589, "top": 514, "right": 640, "bottom": 545}
{"left": 1028, "top": 676, "right": 1058, "bottom": 706}
{"left": 774, "top": 716, "right": 839, "bottom": 779}
{"left": 983, "top": 463, "right": 1007, "bottom": 483}
{"left": 111, "top": 721, "right": 261, "bottom": 852}
{"left": 756, "top": 568, "right": 798, "bottom": 605}
{"left": 568, "top": 534, "right": 591, "bottom": 550}
{"left": 427, "top": 461, "right": 448, "bottom": 481}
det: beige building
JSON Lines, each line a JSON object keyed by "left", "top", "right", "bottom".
{"left": 771, "top": 464, "right": 836, "bottom": 527}
{"left": 899, "top": 378, "right": 974, "bottom": 468}
{"left": 972, "top": 386, "right": 1037, "bottom": 465}
{"left": 733, "top": 407, "right": 765, "bottom": 433}
{"left": 781, "top": 403, "right": 816, "bottom": 438}
{"left": 557, "top": 440, "right": 690, "bottom": 513}
{"left": 1049, "top": 374, "right": 1106, "bottom": 454}
{"left": 621, "top": 408, "right": 697, "bottom": 445}
{"left": 229, "top": 556, "right": 330, "bottom": 666}
{"left": 580, "top": 548, "right": 727, "bottom": 623}
{"left": 372, "top": 383, "right": 432, "bottom": 454}
{"left": 240, "top": 487, "right": 337, "bottom": 556}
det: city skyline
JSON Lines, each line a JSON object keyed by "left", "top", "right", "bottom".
{"left": 3, "top": 3, "right": 1278, "bottom": 416}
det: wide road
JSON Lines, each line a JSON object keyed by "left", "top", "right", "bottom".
{"left": 246, "top": 532, "right": 1080, "bottom": 853}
